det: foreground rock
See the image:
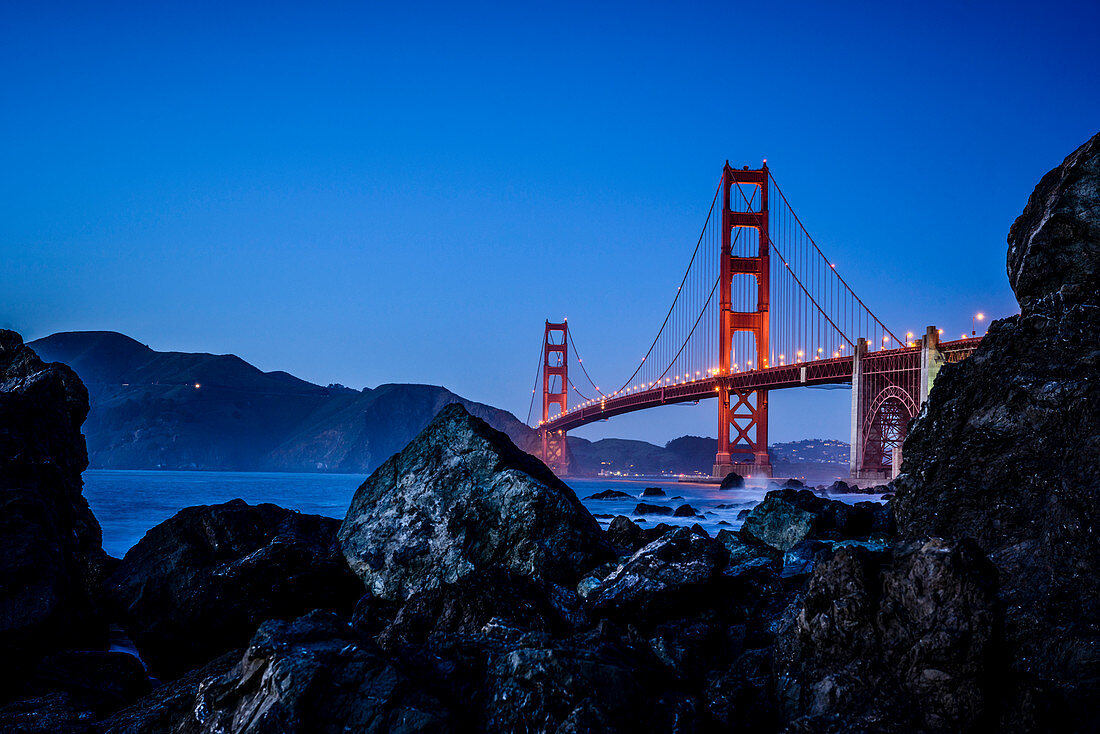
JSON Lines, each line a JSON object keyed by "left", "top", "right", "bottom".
{"left": 893, "top": 130, "right": 1100, "bottom": 729}
{"left": 339, "top": 404, "right": 614, "bottom": 601}
{"left": 0, "top": 330, "right": 109, "bottom": 684}
{"left": 776, "top": 539, "right": 999, "bottom": 732}
{"left": 740, "top": 488, "right": 893, "bottom": 552}
{"left": 106, "top": 499, "right": 362, "bottom": 679}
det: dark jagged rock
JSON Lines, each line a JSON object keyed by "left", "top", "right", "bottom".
{"left": 584, "top": 489, "right": 633, "bottom": 500}
{"left": 606, "top": 515, "right": 643, "bottom": 553}
{"left": 740, "top": 494, "right": 817, "bottom": 551}
{"left": 740, "top": 488, "right": 893, "bottom": 552}
{"left": 98, "top": 651, "right": 238, "bottom": 734}
{"left": 175, "top": 611, "right": 453, "bottom": 733}
{"left": 825, "top": 480, "right": 854, "bottom": 493}
{"left": 719, "top": 472, "right": 745, "bottom": 489}
{"left": 588, "top": 527, "right": 731, "bottom": 624}
{"left": 737, "top": 508, "right": 751, "bottom": 520}
{"left": 641, "top": 487, "right": 666, "bottom": 497}
{"left": 779, "top": 539, "right": 833, "bottom": 578}
{"left": 714, "top": 530, "right": 782, "bottom": 577}
{"left": 105, "top": 499, "right": 362, "bottom": 679}
{"left": 633, "top": 502, "right": 673, "bottom": 516}
{"left": 0, "top": 650, "right": 150, "bottom": 732}
{"left": 339, "top": 404, "right": 614, "bottom": 602}
{"left": 475, "top": 635, "right": 701, "bottom": 733}
{"left": 893, "top": 131, "right": 1100, "bottom": 729}
{"left": 0, "top": 330, "right": 109, "bottom": 685}
{"left": 673, "top": 503, "right": 698, "bottom": 517}
{"left": 775, "top": 539, "right": 999, "bottom": 733}
{"left": 378, "top": 569, "right": 584, "bottom": 650}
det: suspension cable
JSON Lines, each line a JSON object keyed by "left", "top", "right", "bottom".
{"left": 612, "top": 176, "right": 722, "bottom": 394}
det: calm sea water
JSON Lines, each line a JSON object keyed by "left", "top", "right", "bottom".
{"left": 84, "top": 470, "right": 873, "bottom": 558}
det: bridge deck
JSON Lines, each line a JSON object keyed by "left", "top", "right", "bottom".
{"left": 538, "top": 339, "right": 978, "bottom": 434}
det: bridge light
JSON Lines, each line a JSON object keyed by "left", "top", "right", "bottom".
{"left": 797, "top": 351, "right": 803, "bottom": 357}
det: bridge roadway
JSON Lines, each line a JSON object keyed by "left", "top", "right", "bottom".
{"left": 539, "top": 339, "right": 977, "bottom": 435}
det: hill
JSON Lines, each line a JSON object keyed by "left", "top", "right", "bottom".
{"left": 29, "top": 331, "right": 539, "bottom": 473}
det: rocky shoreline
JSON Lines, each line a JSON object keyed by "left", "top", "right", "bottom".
{"left": 1, "top": 131, "right": 1097, "bottom": 732}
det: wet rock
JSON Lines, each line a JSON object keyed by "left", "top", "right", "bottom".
{"left": 0, "top": 331, "right": 109, "bottom": 677}
{"left": 606, "top": 515, "right": 643, "bottom": 553}
{"left": 740, "top": 489, "right": 894, "bottom": 552}
{"left": 588, "top": 527, "right": 730, "bottom": 624}
{"left": 737, "top": 508, "right": 751, "bottom": 520}
{"left": 585, "top": 489, "right": 632, "bottom": 500}
{"left": 673, "top": 503, "right": 698, "bottom": 517}
{"left": 719, "top": 472, "right": 745, "bottom": 489}
{"left": 98, "top": 651, "right": 238, "bottom": 734}
{"left": 779, "top": 539, "right": 832, "bottom": 578}
{"left": 378, "top": 569, "right": 584, "bottom": 650}
{"left": 714, "top": 530, "right": 781, "bottom": 578}
{"left": 477, "top": 637, "right": 699, "bottom": 733}
{"left": 105, "top": 499, "right": 362, "bottom": 679}
{"left": 775, "top": 539, "right": 998, "bottom": 733}
{"left": 740, "top": 495, "right": 816, "bottom": 551}
{"left": 176, "top": 611, "right": 453, "bottom": 733}
{"left": 633, "top": 502, "right": 673, "bottom": 516}
{"left": 893, "top": 131, "right": 1100, "bottom": 729}
{"left": 825, "top": 480, "right": 854, "bottom": 493}
{"left": 637, "top": 522, "right": 675, "bottom": 546}
{"left": 641, "top": 487, "right": 666, "bottom": 497}
{"left": 338, "top": 404, "right": 613, "bottom": 602}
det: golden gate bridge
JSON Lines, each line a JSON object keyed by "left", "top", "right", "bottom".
{"left": 526, "top": 162, "right": 980, "bottom": 482}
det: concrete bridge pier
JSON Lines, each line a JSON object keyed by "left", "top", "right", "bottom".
{"left": 850, "top": 326, "right": 943, "bottom": 482}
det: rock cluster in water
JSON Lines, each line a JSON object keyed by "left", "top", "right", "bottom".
{"left": 0, "top": 130, "right": 1097, "bottom": 732}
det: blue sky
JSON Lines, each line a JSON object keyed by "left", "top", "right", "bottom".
{"left": 3, "top": 1, "right": 1098, "bottom": 445}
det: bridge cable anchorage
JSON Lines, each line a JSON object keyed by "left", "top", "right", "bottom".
{"left": 612, "top": 176, "right": 723, "bottom": 395}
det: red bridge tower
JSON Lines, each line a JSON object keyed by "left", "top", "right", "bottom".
{"left": 539, "top": 320, "right": 570, "bottom": 475}
{"left": 713, "top": 162, "right": 773, "bottom": 478}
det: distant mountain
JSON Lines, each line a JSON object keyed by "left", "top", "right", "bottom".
{"left": 28, "top": 331, "right": 850, "bottom": 477}
{"left": 29, "top": 331, "right": 539, "bottom": 473}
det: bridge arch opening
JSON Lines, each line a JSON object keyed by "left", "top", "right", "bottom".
{"left": 859, "top": 385, "right": 918, "bottom": 479}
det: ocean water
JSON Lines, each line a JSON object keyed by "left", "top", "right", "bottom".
{"left": 84, "top": 470, "right": 876, "bottom": 559}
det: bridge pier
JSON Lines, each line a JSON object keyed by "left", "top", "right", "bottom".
{"left": 850, "top": 326, "right": 943, "bottom": 482}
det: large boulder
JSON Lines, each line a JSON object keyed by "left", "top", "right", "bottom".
{"left": 0, "top": 330, "right": 109, "bottom": 678}
{"left": 740, "top": 488, "right": 893, "bottom": 552}
{"left": 775, "top": 540, "right": 999, "bottom": 733}
{"left": 106, "top": 499, "right": 362, "bottom": 679}
{"left": 338, "top": 404, "right": 614, "bottom": 601}
{"left": 893, "top": 131, "right": 1100, "bottom": 729}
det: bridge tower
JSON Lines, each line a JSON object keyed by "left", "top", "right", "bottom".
{"left": 714, "top": 162, "right": 773, "bottom": 479}
{"left": 539, "top": 320, "right": 571, "bottom": 475}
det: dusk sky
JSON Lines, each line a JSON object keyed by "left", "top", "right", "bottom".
{"left": 3, "top": 1, "right": 1098, "bottom": 445}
